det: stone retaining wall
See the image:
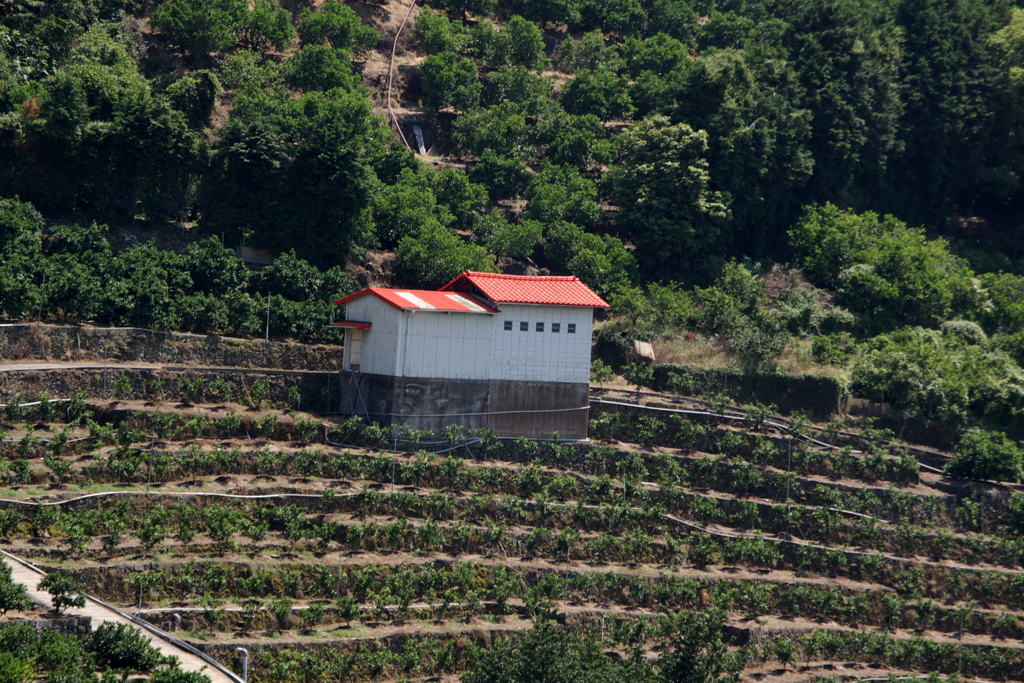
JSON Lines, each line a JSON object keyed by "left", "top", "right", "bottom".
{"left": 0, "top": 324, "right": 344, "bottom": 371}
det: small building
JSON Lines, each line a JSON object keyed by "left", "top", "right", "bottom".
{"left": 331, "top": 271, "right": 608, "bottom": 440}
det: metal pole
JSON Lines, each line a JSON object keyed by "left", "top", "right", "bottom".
{"left": 265, "top": 294, "right": 271, "bottom": 342}
{"left": 237, "top": 648, "right": 249, "bottom": 683}
{"left": 37, "top": 272, "right": 45, "bottom": 322}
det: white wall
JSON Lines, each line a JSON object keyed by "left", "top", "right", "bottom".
{"left": 343, "top": 296, "right": 402, "bottom": 375}
{"left": 401, "top": 310, "right": 494, "bottom": 380}
{"left": 345, "top": 296, "right": 595, "bottom": 383}
{"left": 488, "top": 304, "right": 594, "bottom": 383}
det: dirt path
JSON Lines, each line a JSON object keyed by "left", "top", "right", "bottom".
{"left": 0, "top": 550, "right": 240, "bottom": 683}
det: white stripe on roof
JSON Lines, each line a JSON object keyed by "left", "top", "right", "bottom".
{"left": 395, "top": 292, "right": 435, "bottom": 310}
{"left": 445, "top": 293, "right": 486, "bottom": 312}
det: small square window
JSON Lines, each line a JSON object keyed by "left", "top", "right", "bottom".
{"left": 552, "top": 323, "right": 561, "bottom": 333}
{"left": 504, "top": 320, "right": 513, "bottom": 331}
{"left": 567, "top": 323, "right": 576, "bottom": 334}
{"left": 536, "top": 322, "right": 545, "bottom": 332}
{"left": 520, "top": 321, "right": 529, "bottom": 331}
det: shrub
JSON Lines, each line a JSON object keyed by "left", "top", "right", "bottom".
{"left": 944, "top": 429, "right": 1024, "bottom": 482}
{"left": 87, "top": 622, "right": 166, "bottom": 672}
{"left": 38, "top": 573, "right": 86, "bottom": 614}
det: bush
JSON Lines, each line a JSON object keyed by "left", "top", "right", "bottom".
{"left": 87, "top": 622, "right": 166, "bottom": 673}
{"left": 38, "top": 573, "right": 86, "bottom": 614}
{"left": 419, "top": 52, "right": 482, "bottom": 112}
{"left": 297, "top": 1, "right": 379, "bottom": 54}
{"left": 944, "top": 429, "right": 1024, "bottom": 483}
{"left": 473, "top": 212, "right": 542, "bottom": 259}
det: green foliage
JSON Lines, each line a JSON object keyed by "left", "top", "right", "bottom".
{"left": 38, "top": 572, "right": 86, "bottom": 613}
{"left": 790, "top": 204, "right": 984, "bottom": 330}
{"left": 419, "top": 51, "right": 481, "bottom": 112}
{"left": 473, "top": 211, "right": 542, "bottom": 259}
{"left": 468, "top": 150, "right": 530, "bottom": 200}
{"left": 607, "top": 116, "right": 729, "bottom": 284}
{"left": 475, "top": 16, "right": 548, "bottom": 71}
{"left": 850, "top": 326, "right": 1024, "bottom": 430}
{"left": 151, "top": 0, "right": 247, "bottom": 62}
{"left": 562, "top": 68, "right": 634, "bottom": 120}
{"left": 297, "top": 1, "right": 379, "bottom": 55}
{"left": 544, "top": 221, "right": 637, "bottom": 298}
{"left": 524, "top": 164, "right": 602, "bottom": 227}
{"left": 397, "top": 222, "right": 497, "bottom": 288}
{"left": 87, "top": 622, "right": 166, "bottom": 673}
{"left": 284, "top": 45, "right": 360, "bottom": 92}
{"left": 238, "top": 0, "right": 296, "bottom": 53}
{"left": 944, "top": 429, "right": 1024, "bottom": 482}
{"left": 413, "top": 8, "right": 472, "bottom": 55}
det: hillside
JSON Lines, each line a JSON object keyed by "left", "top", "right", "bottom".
{"left": 5, "top": 1, "right": 1024, "bottom": 680}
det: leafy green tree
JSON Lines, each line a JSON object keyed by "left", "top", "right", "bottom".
{"left": 558, "top": 30, "right": 624, "bottom": 73}
{"left": 413, "top": 7, "right": 472, "bottom": 54}
{"left": 468, "top": 150, "right": 530, "bottom": 200}
{"left": 453, "top": 102, "right": 535, "bottom": 158}
{"left": 607, "top": 115, "right": 729, "bottom": 283}
{"left": 87, "top": 622, "right": 166, "bottom": 673}
{"left": 39, "top": 572, "right": 86, "bottom": 614}
{"left": 544, "top": 221, "right": 636, "bottom": 297}
{"left": 238, "top": 0, "right": 296, "bottom": 53}
{"left": 369, "top": 167, "right": 454, "bottom": 247}
{"left": 524, "top": 164, "right": 602, "bottom": 227}
{"left": 397, "top": 222, "right": 497, "bottom": 288}
{"left": 284, "top": 45, "right": 360, "bottom": 92}
{"left": 203, "top": 87, "right": 379, "bottom": 266}
{"left": 419, "top": 51, "right": 481, "bottom": 112}
{"left": 578, "top": 0, "right": 646, "bottom": 36}
{"left": 782, "top": 0, "right": 903, "bottom": 209}
{"left": 0, "top": 564, "right": 30, "bottom": 615}
{"left": 667, "top": 50, "right": 814, "bottom": 259}
{"left": 561, "top": 68, "right": 634, "bottom": 120}
{"left": 432, "top": 0, "right": 497, "bottom": 19}
{"left": 473, "top": 211, "right": 542, "bottom": 259}
{"left": 151, "top": 0, "right": 247, "bottom": 63}
{"left": 0, "top": 196, "right": 44, "bottom": 320}
{"left": 483, "top": 66, "right": 555, "bottom": 113}
{"left": 432, "top": 168, "right": 488, "bottom": 228}
{"left": 624, "top": 33, "right": 687, "bottom": 77}
{"left": 475, "top": 16, "right": 549, "bottom": 71}
{"left": 542, "top": 113, "right": 610, "bottom": 169}
{"left": 297, "top": 1, "right": 379, "bottom": 55}
{"left": 888, "top": 0, "right": 1007, "bottom": 225}
{"left": 509, "top": 0, "right": 582, "bottom": 28}
{"left": 790, "top": 204, "right": 985, "bottom": 329}
{"left": 945, "top": 429, "right": 1024, "bottom": 482}
{"left": 164, "top": 70, "right": 223, "bottom": 129}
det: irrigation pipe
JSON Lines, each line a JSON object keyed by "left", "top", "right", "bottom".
{"left": 386, "top": 0, "right": 417, "bottom": 152}
{"left": 591, "top": 398, "right": 1016, "bottom": 488}
{"left": 0, "top": 548, "right": 244, "bottom": 683}
{"left": 0, "top": 486, "right": 1017, "bottom": 579}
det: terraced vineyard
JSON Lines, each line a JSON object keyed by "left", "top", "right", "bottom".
{"left": 2, "top": 382, "right": 1023, "bottom": 683}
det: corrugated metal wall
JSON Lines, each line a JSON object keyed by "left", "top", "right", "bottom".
{"left": 488, "top": 304, "right": 593, "bottom": 384}
{"left": 401, "top": 311, "right": 493, "bottom": 380}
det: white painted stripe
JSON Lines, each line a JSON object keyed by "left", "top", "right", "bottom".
{"left": 395, "top": 292, "right": 435, "bottom": 309}
{"left": 445, "top": 293, "right": 486, "bottom": 312}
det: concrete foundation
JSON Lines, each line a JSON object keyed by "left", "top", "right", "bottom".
{"left": 338, "top": 371, "right": 590, "bottom": 440}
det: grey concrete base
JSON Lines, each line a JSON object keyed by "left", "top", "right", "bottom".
{"left": 338, "top": 372, "right": 590, "bottom": 440}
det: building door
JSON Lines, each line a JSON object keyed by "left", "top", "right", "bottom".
{"left": 350, "top": 329, "right": 363, "bottom": 371}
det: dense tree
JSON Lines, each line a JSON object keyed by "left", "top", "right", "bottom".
{"left": 297, "top": 1, "right": 379, "bottom": 55}
{"left": 419, "top": 51, "right": 481, "bottom": 111}
{"left": 203, "top": 87, "right": 379, "bottom": 266}
{"left": 151, "top": 0, "right": 247, "bottom": 63}
{"left": 453, "top": 102, "right": 535, "bottom": 158}
{"left": 524, "top": 164, "right": 602, "bottom": 227}
{"left": 397, "top": 222, "right": 497, "bottom": 287}
{"left": 607, "top": 115, "right": 729, "bottom": 283}
{"left": 790, "top": 204, "right": 985, "bottom": 330}
{"left": 561, "top": 68, "right": 634, "bottom": 120}
{"left": 473, "top": 211, "right": 543, "bottom": 258}
{"left": 413, "top": 7, "right": 472, "bottom": 54}
{"left": 431, "top": 0, "right": 498, "bottom": 19}
{"left": 284, "top": 45, "right": 361, "bottom": 92}
{"left": 238, "top": 0, "right": 296, "bottom": 53}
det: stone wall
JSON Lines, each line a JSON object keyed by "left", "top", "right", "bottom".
{"left": 0, "top": 324, "right": 344, "bottom": 371}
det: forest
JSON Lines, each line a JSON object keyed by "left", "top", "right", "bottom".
{"left": 4, "top": 1, "right": 1024, "bottom": 451}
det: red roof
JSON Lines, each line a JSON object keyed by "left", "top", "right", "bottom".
{"left": 334, "top": 288, "right": 499, "bottom": 313}
{"left": 441, "top": 272, "right": 609, "bottom": 308}
{"left": 328, "top": 320, "right": 372, "bottom": 329}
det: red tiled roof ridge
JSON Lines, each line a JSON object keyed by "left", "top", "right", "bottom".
{"left": 459, "top": 271, "right": 584, "bottom": 282}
